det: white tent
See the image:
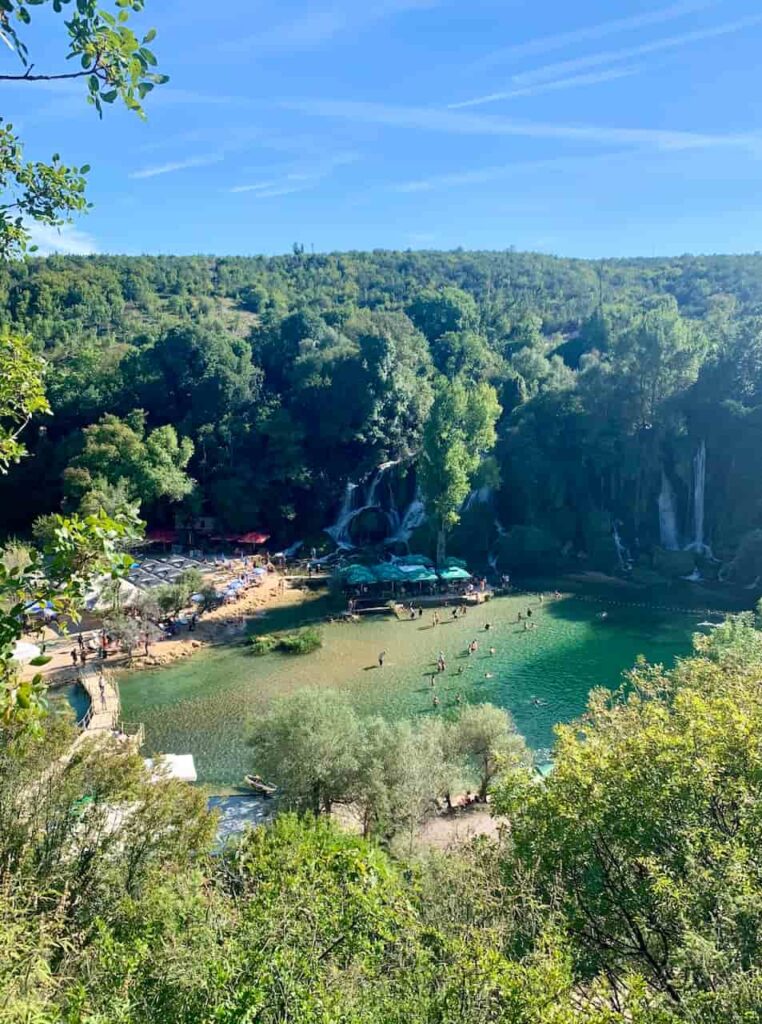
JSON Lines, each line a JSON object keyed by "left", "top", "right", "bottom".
{"left": 84, "top": 576, "right": 140, "bottom": 614}
{"left": 11, "top": 640, "right": 41, "bottom": 664}
{"left": 144, "top": 754, "right": 197, "bottom": 783}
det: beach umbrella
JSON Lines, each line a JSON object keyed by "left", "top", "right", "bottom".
{"left": 338, "top": 564, "right": 377, "bottom": 586}
{"left": 395, "top": 553, "right": 434, "bottom": 567}
{"left": 443, "top": 556, "right": 468, "bottom": 569}
{"left": 438, "top": 566, "right": 472, "bottom": 582}
{"left": 402, "top": 566, "right": 439, "bottom": 583}
{"left": 237, "top": 531, "right": 270, "bottom": 545}
{"left": 146, "top": 528, "right": 177, "bottom": 545}
{"left": 372, "top": 563, "right": 406, "bottom": 583}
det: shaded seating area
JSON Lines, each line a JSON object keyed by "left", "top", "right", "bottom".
{"left": 337, "top": 557, "right": 481, "bottom": 608}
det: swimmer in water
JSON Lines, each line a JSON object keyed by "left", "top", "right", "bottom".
{"left": 489, "top": 646, "right": 496, "bottom": 656}
{"left": 455, "top": 693, "right": 462, "bottom": 705}
{"left": 485, "top": 672, "right": 494, "bottom": 680}
{"left": 457, "top": 665, "right": 464, "bottom": 675}
{"left": 430, "top": 674, "right": 436, "bottom": 687}
{"left": 432, "top": 694, "right": 440, "bottom": 707}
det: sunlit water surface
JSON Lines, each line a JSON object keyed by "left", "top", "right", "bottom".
{"left": 111, "top": 594, "right": 695, "bottom": 787}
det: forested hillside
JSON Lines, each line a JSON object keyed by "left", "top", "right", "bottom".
{"left": 4, "top": 249, "right": 762, "bottom": 581}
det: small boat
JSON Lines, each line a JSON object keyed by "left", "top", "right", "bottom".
{"left": 245, "top": 774, "right": 277, "bottom": 796}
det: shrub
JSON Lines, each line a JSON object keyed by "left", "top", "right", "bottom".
{"left": 249, "top": 627, "right": 322, "bottom": 656}
{"left": 279, "top": 627, "right": 322, "bottom": 655}
{"left": 249, "top": 634, "right": 279, "bottom": 656}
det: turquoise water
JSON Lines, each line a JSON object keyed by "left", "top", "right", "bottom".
{"left": 117, "top": 594, "right": 696, "bottom": 787}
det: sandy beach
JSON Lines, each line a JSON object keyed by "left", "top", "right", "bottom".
{"left": 21, "top": 563, "right": 319, "bottom": 689}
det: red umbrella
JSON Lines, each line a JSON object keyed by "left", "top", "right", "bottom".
{"left": 237, "top": 531, "right": 270, "bottom": 545}
{"left": 146, "top": 528, "right": 177, "bottom": 544}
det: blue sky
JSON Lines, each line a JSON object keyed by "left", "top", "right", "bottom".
{"left": 7, "top": 0, "right": 762, "bottom": 257}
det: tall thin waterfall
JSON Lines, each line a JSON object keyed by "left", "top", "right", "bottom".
{"left": 325, "top": 482, "right": 358, "bottom": 548}
{"left": 658, "top": 471, "right": 680, "bottom": 550}
{"left": 692, "top": 440, "right": 706, "bottom": 552}
{"left": 462, "top": 485, "right": 493, "bottom": 513}
{"left": 612, "top": 522, "right": 630, "bottom": 571}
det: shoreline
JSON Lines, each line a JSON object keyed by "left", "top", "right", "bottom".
{"left": 29, "top": 565, "right": 738, "bottom": 696}
{"left": 26, "top": 567, "right": 324, "bottom": 690}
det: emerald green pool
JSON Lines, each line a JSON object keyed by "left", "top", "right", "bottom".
{"left": 118, "top": 594, "right": 697, "bottom": 787}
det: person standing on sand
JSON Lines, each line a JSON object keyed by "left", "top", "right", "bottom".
{"left": 378, "top": 650, "right": 386, "bottom": 668}
{"left": 71, "top": 649, "right": 78, "bottom": 666}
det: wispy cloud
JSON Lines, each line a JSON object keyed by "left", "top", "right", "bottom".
{"left": 28, "top": 222, "right": 98, "bottom": 256}
{"left": 229, "top": 176, "right": 313, "bottom": 198}
{"left": 129, "top": 154, "right": 225, "bottom": 180}
{"left": 230, "top": 180, "right": 280, "bottom": 194}
{"left": 449, "top": 67, "right": 640, "bottom": 110}
{"left": 512, "top": 14, "right": 762, "bottom": 86}
{"left": 480, "top": 0, "right": 717, "bottom": 66}
{"left": 391, "top": 153, "right": 625, "bottom": 193}
{"left": 229, "top": 151, "right": 360, "bottom": 199}
{"left": 284, "top": 98, "right": 762, "bottom": 153}
{"left": 225, "top": 0, "right": 438, "bottom": 52}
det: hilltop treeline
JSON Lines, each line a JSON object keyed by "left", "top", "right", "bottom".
{"left": 3, "top": 250, "right": 762, "bottom": 579}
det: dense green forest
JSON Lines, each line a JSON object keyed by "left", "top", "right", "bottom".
{"left": 3, "top": 249, "right": 762, "bottom": 582}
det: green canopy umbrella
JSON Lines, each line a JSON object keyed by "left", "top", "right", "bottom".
{"left": 438, "top": 566, "right": 472, "bottom": 582}
{"left": 398, "top": 564, "right": 439, "bottom": 583}
{"left": 395, "top": 553, "right": 434, "bottom": 567}
{"left": 443, "top": 556, "right": 468, "bottom": 569}
{"left": 372, "top": 563, "right": 407, "bottom": 583}
{"left": 338, "top": 564, "right": 378, "bottom": 586}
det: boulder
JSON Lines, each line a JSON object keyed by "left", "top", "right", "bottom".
{"left": 652, "top": 547, "right": 696, "bottom": 579}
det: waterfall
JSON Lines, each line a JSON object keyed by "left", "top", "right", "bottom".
{"left": 658, "top": 471, "right": 680, "bottom": 551}
{"left": 692, "top": 440, "right": 706, "bottom": 553}
{"left": 325, "top": 461, "right": 412, "bottom": 549}
{"left": 387, "top": 493, "right": 426, "bottom": 546}
{"left": 463, "top": 485, "right": 493, "bottom": 513}
{"left": 612, "top": 521, "right": 631, "bottom": 571}
{"left": 325, "top": 482, "right": 359, "bottom": 548}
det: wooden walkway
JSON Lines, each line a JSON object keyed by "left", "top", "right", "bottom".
{"left": 77, "top": 664, "right": 120, "bottom": 732}
{"left": 72, "top": 665, "right": 144, "bottom": 750}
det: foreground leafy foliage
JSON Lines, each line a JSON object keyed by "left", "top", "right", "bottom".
{"left": 6, "top": 614, "right": 762, "bottom": 1020}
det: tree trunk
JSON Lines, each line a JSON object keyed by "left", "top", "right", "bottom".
{"left": 436, "top": 525, "right": 446, "bottom": 567}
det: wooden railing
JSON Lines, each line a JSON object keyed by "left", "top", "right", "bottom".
{"left": 117, "top": 721, "right": 145, "bottom": 748}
